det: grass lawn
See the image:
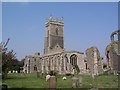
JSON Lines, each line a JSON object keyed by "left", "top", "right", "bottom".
{"left": 2, "top": 73, "right": 118, "bottom": 88}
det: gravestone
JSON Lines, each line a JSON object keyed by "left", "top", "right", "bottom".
{"left": 21, "top": 71, "right": 26, "bottom": 77}
{"left": 78, "top": 76, "right": 82, "bottom": 87}
{"left": 2, "top": 84, "right": 7, "bottom": 90}
{"left": 13, "top": 70, "right": 15, "bottom": 73}
{"left": 92, "top": 74, "right": 95, "bottom": 80}
{"left": 72, "top": 75, "right": 82, "bottom": 88}
{"left": 62, "top": 76, "right": 67, "bottom": 80}
{"left": 46, "top": 74, "right": 50, "bottom": 81}
{"left": 8, "top": 71, "right": 11, "bottom": 74}
{"left": 36, "top": 71, "right": 40, "bottom": 78}
{"left": 48, "top": 71, "right": 57, "bottom": 89}
{"left": 48, "top": 76, "right": 57, "bottom": 89}
{"left": 15, "top": 71, "right": 18, "bottom": 73}
{"left": 72, "top": 76, "right": 79, "bottom": 88}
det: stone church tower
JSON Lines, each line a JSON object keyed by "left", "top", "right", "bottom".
{"left": 23, "top": 16, "right": 86, "bottom": 74}
{"left": 44, "top": 16, "right": 64, "bottom": 54}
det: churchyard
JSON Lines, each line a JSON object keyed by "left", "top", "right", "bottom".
{"left": 2, "top": 73, "right": 118, "bottom": 88}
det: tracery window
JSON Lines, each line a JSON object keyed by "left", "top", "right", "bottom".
{"left": 70, "top": 54, "right": 77, "bottom": 65}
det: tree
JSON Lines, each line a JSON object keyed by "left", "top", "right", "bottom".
{"left": 1, "top": 38, "right": 19, "bottom": 79}
{"left": 73, "top": 65, "right": 80, "bottom": 74}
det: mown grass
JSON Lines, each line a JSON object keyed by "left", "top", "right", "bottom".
{"left": 2, "top": 73, "right": 118, "bottom": 88}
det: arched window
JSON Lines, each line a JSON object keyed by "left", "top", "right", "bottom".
{"left": 65, "top": 54, "right": 68, "bottom": 70}
{"left": 58, "top": 56, "right": 60, "bottom": 65}
{"left": 114, "top": 34, "right": 118, "bottom": 41}
{"left": 56, "top": 28, "right": 58, "bottom": 35}
{"left": 34, "top": 58, "right": 36, "bottom": 62}
{"left": 47, "top": 30, "right": 49, "bottom": 36}
{"left": 70, "top": 54, "right": 77, "bottom": 65}
{"left": 28, "top": 59, "right": 30, "bottom": 73}
{"left": 34, "top": 65, "right": 37, "bottom": 71}
{"left": 65, "top": 54, "right": 69, "bottom": 63}
{"left": 107, "top": 51, "right": 109, "bottom": 59}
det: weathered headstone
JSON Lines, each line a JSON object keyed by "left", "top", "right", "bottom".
{"left": 13, "top": 70, "right": 15, "bottom": 73}
{"left": 62, "top": 76, "right": 67, "bottom": 80}
{"left": 21, "top": 71, "right": 26, "bottom": 77}
{"left": 15, "top": 71, "right": 18, "bottom": 73}
{"left": 2, "top": 84, "right": 7, "bottom": 90}
{"left": 8, "top": 71, "right": 11, "bottom": 74}
{"left": 78, "top": 76, "right": 82, "bottom": 87}
{"left": 72, "top": 76, "right": 79, "bottom": 88}
{"left": 48, "top": 76, "right": 57, "bottom": 89}
{"left": 92, "top": 74, "right": 95, "bottom": 80}
{"left": 46, "top": 74, "right": 50, "bottom": 81}
{"left": 48, "top": 71, "right": 57, "bottom": 89}
{"left": 36, "top": 71, "right": 40, "bottom": 78}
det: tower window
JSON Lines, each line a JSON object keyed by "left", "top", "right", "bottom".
{"left": 47, "top": 30, "right": 49, "bottom": 36}
{"left": 56, "top": 28, "right": 58, "bottom": 35}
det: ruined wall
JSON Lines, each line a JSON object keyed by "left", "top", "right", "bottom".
{"left": 86, "top": 46, "right": 103, "bottom": 75}
{"left": 105, "top": 42, "right": 119, "bottom": 72}
{"left": 23, "top": 55, "right": 41, "bottom": 73}
{"left": 105, "top": 30, "right": 120, "bottom": 73}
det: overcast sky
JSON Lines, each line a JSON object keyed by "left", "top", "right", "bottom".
{"left": 3, "top": 2, "right": 118, "bottom": 60}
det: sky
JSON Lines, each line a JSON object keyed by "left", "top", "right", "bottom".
{"left": 2, "top": 2, "right": 118, "bottom": 60}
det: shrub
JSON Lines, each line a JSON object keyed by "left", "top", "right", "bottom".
{"left": 73, "top": 65, "right": 80, "bottom": 74}
{"left": 65, "top": 73, "right": 71, "bottom": 76}
{"left": 49, "top": 70, "right": 57, "bottom": 76}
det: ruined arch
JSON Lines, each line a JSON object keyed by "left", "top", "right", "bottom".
{"left": 111, "top": 30, "right": 119, "bottom": 42}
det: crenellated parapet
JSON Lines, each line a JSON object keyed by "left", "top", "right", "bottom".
{"left": 45, "top": 16, "right": 64, "bottom": 27}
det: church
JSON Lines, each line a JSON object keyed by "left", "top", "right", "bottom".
{"left": 23, "top": 16, "right": 86, "bottom": 74}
